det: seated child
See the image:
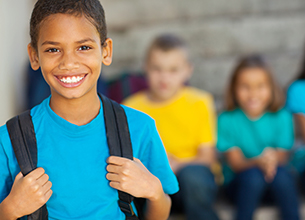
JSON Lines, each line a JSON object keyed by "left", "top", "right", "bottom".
{"left": 217, "top": 54, "right": 300, "bottom": 220}
{"left": 0, "top": 0, "right": 179, "bottom": 219}
{"left": 286, "top": 44, "right": 305, "bottom": 174}
{"left": 123, "top": 34, "right": 219, "bottom": 220}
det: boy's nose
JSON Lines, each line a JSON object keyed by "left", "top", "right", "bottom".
{"left": 59, "top": 52, "right": 80, "bottom": 70}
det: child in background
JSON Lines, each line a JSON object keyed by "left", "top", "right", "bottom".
{"left": 286, "top": 45, "right": 305, "bottom": 135}
{"left": 217, "top": 55, "right": 300, "bottom": 220}
{"left": 123, "top": 34, "right": 219, "bottom": 220}
{"left": 286, "top": 45, "right": 305, "bottom": 171}
{"left": 0, "top": 0, "right": 179, "bottom": 219}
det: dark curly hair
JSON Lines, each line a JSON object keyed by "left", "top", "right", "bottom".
{"left": 30, "top": 0, "right": 107, "bottom": 51}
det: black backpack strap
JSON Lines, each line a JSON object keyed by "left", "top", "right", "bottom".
{"left": 6, "top": 110, "right": 48, "bottom": 220}
{"left": 100, "top": 94, "right": 142, "bottom": 220}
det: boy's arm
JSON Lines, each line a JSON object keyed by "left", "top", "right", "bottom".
{"left": 0, "top": 168, "right": 52, "bottom": 220}
{"left": 106, "top": 156, "right": 171, "bottom": 220}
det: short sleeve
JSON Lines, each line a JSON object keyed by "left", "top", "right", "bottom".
{"left": 217, "top": 112, "right": 235, "bottom": 152}
{"left": 275, "top": 109, "right": 294, "bottom": 150}
{"left": 140, "top": 121, "right": 179, "bottom": 195}
{"left": 286, "top": 80, "right": 305, "bottom": 114}
{"left": 0, "top": 126, "right": 13, "bottom": 203}
{"left": 123, "top": 106, "right": 179, "bottom": 195}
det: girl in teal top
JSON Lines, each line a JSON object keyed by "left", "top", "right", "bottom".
{"left": 217, "top": 55, "right": 299, "bottom": 220}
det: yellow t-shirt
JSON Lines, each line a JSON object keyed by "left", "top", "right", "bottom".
{"left": 123, "top": 87, "right": 216, "bottom": 160}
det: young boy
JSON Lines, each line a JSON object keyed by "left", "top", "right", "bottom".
{"left": 0, "top": 1, "right": 178, "bottom": 219}
{"left": 123, "top": 34, "right": 219, "bottom": 220}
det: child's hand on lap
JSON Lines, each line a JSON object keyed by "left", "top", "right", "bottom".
{"left": 258, "top": 148, "right": 278, "bottom": 182}
{"left": 106, "top": 156, "right": 163, "bottom": 201}
{"left": 5, "top": 167, "right": 52, "bottom": 218}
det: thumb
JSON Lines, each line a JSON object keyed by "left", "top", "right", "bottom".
{"left": 133, "top": 158, "right": 143, "bottom": 165}
{"left": 14, "top": 172, "right": 24, "bottom": 181}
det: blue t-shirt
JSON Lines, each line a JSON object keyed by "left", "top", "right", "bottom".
{"left": 0, "top": 97, "right": 179, "bottom": 219}
{"left": 286, "top": 80, "right": 305, "bottom": 114}
{"left": 217, "top": 108, "right": 294, "bottom": 184}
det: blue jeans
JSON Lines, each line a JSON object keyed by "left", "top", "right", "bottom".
{"left": 227, "top": 167, "right": 300, "bottom": 220}
{"left": 171, "top": 165, "right": 219, "bottom": 220}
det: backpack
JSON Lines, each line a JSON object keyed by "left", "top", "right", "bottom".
{"left": 6, "top": 94, "right": 145, "bottom": 220}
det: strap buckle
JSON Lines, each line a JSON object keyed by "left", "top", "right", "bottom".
{"left": 118, "top": 200, "right": 135, "bottom": 217}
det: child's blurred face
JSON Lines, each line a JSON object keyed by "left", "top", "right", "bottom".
{"left": 235, "top": 68, "right": 272, "bottom": 118}
{"left": 145, "top": 48, "right": 192, "bottom": 102}
{"left": 28, "top": 14, "right": 112, "bottom": 100}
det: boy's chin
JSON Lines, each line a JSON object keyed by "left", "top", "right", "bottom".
{"left": 151, "top": 90, "right": 179, "bottom": 102}
{"left": 52, "top": 89, "right": 94, "bottom": 101}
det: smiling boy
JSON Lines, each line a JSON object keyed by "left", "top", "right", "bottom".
{"left": 0, "top": 1, "right": 178, "bottom": 219}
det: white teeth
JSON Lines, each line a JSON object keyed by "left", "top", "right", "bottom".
{"left": 60, "top": 76, "right": 84, "bottom": 84}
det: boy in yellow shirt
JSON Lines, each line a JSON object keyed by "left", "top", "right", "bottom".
{"left": 123, "top": 34, "right": 219, "bottom": 220}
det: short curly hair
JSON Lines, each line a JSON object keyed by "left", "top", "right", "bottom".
{"left": 30, "top": 0, "right": 107, "bottom": 51}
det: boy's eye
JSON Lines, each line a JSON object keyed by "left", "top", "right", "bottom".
{"left": 78, "top": 46, "right": 91, "bottom": 51}
{"left": 46, "top": 48, "right": 60, "bottom": 53}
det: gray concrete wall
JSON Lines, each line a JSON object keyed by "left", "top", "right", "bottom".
{"left": 102, "top": 0, "right": 305, "bottom": 109}
{"left": 1, "top": 0, "right": 305, "bottom": 125}
{"left": 0, "top": 0, "right": 33, "bottom": 125}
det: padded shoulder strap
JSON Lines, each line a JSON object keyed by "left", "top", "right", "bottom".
{"left": 6, "top": 110, "right": 48, "bottom": 220}
{"left": 100, "top": 94, "right": 141, "bottom": 220}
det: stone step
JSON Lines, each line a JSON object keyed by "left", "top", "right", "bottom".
{"left": 168, "top": 201, "right": 305, "bottom": 220}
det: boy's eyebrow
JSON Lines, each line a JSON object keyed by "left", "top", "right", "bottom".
{"left": 41, "top": 41, "right": 60, "bottom": 46}
{"left": 41, "top": 38, "right": 97, "bottom": 46}
{"left": 76, "top": 38, "right": 97, "bottom": 44}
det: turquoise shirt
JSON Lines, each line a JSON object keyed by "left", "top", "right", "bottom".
{"left": 217, "top": 108, "right": 294, "bottom": 184}
{"left": 0, "top": 97, "right": 179, "bottom": 220}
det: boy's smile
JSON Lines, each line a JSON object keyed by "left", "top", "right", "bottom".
{"left": 28, "top": 13, "right": 112, "bottom": 101}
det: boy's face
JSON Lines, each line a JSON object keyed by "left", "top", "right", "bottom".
{"left": 145, "top": 48, "right": 192, "bottom": 102}
{"left": 28, "top": 14, "right": 112, "bottom": 100}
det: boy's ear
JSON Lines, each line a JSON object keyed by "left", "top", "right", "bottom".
{"left": 102, "top": 38, "right": 113, "bottom": 66}
{"left": 185, "top": 63, "right": 194, "bottom": 80}
{"left": 27, "top": 43, "right": 40, "bottom": 70}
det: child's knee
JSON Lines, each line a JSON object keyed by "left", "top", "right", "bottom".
{"left": 236, "top": 168, "right": 266, "bottom": 191}
{"left": 177, "top": 165, "right": 216, "bottom": 190}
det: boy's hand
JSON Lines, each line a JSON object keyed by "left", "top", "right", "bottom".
{"left": 6, "top": 168, "right": 52, "bottom": 219}
{"left": 106, "top": 156, "right": 163, "bottom": 201}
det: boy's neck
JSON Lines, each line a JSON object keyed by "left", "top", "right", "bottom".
{"left": 49, "top": 91, "right": 101, "bottom": 126}
{"left": 146, "top": 88, "right": 184, "bottom": 104}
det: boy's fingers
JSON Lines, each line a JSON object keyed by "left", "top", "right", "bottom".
{"left": 37, "top": 174, "right": 50, "bottom": 187}
{"left": 109, "top": 181, "right": 121, "bottom": 191}
{"left": 44, "top": 189, "right": 53, "bottom": 201}
{"left": 106, "top": 173, "right": 120, "bottom": 181}
{"left": 28, "top": 167, "right": 45, "bottom": 180}
{"left": 107, "top": 156, "right": 130, "bottom": 165}
{"left": 106, "top": 164, "right": 120, "bottom": 173}
{"left": 42, "top": 181, "right": 52, "bottom": 191}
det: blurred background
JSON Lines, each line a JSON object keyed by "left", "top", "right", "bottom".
{"left": 1, "top": 0, "right": 305, "bottom": 125}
